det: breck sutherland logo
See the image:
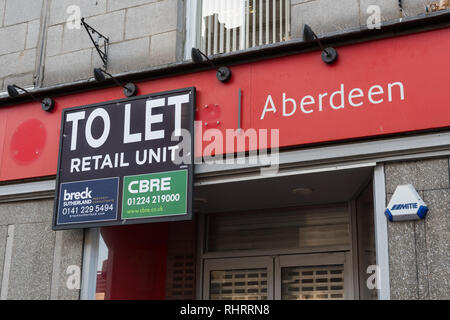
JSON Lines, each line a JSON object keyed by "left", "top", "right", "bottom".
{"left": 63, "top": 187, "right": 93, "bottom": 206}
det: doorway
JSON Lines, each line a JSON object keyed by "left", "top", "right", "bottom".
{"left": 195, "top": 166, "right": 377, "bottom": 300}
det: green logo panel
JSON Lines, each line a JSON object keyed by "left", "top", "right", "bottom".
{"left": 122, "top": 170, "right": 187, "bottom": 220}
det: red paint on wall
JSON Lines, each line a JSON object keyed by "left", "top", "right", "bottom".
{"left": 98, "top": 223, "right": 169, "bottom": 300}
{"left": 0, "top": 109, "right": 7, "bottom": 172}
{"left": 10, "top": 119, "right": 46, "bottom": 164}
{"left": 0, "top": 28, "right": 449, "bottom": 181}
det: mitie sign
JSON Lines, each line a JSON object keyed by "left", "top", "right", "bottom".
{"left": 53, "top": 88, "right": 195, "bottom": 230}
{"left": 385, "top": 184, "right": 428, "bottom": 222}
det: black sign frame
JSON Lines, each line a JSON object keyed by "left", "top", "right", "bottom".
{"left": 52, "top": 87, "right": 195, "bottom": 230}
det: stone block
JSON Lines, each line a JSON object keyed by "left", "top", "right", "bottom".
{"left": 359, "top": 0, "right": 402, "bottom": 24}
{"left": 0, "top": 225, "right": 7, "bottom": 288}
{"left": 291, "top": 0, "right": 311, "bottom": 5}
{"left": 149, "top": 30, "right": 177, "bottom": 66}
{"left": 46, "top": 25, "right": 63, "bottom": 57}
{"left": 0, "top": 0, "right": 5, "bottom": 27}
{"left": 43, "top": 49, "right": 92, "bottom": 86}
{"left": 2, "top": 73, "right": 35, "bottom": 90}
{"left": 0, "top": 49, "right": 36, "bottom": 79}
{"left": 7, "top": 222, "right": 55, "bottom": 300}
{"left": 49, "top": 0, "right": 107, "bottom": 26}
{"left": 416, "top": 158, "right": 449, "bottom": 190}
{"left": 291, "top": 0, "right": 360, "bottom": 39}
{"left": 26, "top": 19, "right": 41, "bottom": 50}
{"left": 4, "top": 0, "right": 43, "bottom": 26}
{"left": 125, "top": 0, "right": 177, "bottom": 40}
{"left": 0, "top": 23, "right": 27, "bottom": 56}
{"left": 385, "top": 161, "right": 418, "bottom": 194}
{"left": 387, "top": 220, "right": 419, "bottom": 299}
{"left": 0, "top": 199, "right": 53, "bottom": 226}
{"left": 384, "top": 158, "right": 449, "bottom": 194}
{"left": 402, "top": 0, "right": 433, "bottom": 17}
{"left": 62, "top": 10, "right": 125, "bottom": 54}
{"left": 423, "top": 189, "right": 450, "bottom": 300}
{"left": 107, "top": 37, "right": 150, "bottom": 74}
{"left": 107, "top": 0, "right": 157, "bottom": 12}
{"left": 414, "top": 219, "right": 430, "bottom": 299}
{"left": 57, "top": 229, "right": 84, "bottom": 300}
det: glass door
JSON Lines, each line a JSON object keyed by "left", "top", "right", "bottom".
{"left": 275, "top": 252, "right": 353, "bottom": 300}
{"left": 203, "top": 252, "right": 353, "bottom": 300}
{"left": 203, "top": 257, "right": 274, "bottom": 300}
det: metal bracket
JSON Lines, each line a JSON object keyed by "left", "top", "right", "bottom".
{"left": 238, "top": 88, "right": 242, "bottom": 132}
{"left": 81, "top": 18, "right": 109, "bottom": 69}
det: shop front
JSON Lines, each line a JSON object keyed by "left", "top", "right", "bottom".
{"left": 0, "top": 25, "right": 449, "bottom": 300}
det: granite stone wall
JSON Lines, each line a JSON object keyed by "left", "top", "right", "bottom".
{"left": 0, "top": 0, "right": 436, "bottom": 91}
{"left": 384, "top": 157, "right": 450, "bottom": 300}
{"left": 0, "top": 199, "right": 84, "bottom": 300}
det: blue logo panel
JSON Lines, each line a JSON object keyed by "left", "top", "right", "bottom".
{"left": 57, "top": 177, "right": 119, "bottom": 225}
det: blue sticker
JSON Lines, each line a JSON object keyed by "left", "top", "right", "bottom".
{"left": 57, "top": 177, "right": 119, "bottom": 225}
{"left": 417, "top": 205, "right": 428, "bottom": 219}
{"left": 384, "top": 208, "right": 393, "bottom": 222}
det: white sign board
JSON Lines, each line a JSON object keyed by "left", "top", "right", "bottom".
{"left": 385, "top": 184, "right": 428, "bottom": 222}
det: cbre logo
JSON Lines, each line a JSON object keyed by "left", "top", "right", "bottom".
{"left": 63, "top": 187, "right": 92, "bottom": 201}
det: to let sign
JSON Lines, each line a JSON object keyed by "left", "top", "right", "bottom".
{"left": 52, "top": 88, "right": 195, "bottom": 230}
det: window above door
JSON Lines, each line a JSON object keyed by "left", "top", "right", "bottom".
{"left": 185, "top": 0, "right": 292, "bottom": 59}
{"left": 205, "top": 204, "right": 351, "bottom": 254}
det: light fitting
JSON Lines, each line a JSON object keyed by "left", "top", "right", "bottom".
{"left": 303, "top": 24, "right": 338, "bottom": 65}
{"left": 7, "top": 85, "right": 55, "bottom": 112}
{"left": 191, "top": 48, "right": 232, "bottom": 83}
{"left": 93, "top": 68, "right": 138, "bottom": 97}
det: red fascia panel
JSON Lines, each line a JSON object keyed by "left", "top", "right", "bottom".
{"left": 0, "top": 27, "right": 449, "bottom": 181}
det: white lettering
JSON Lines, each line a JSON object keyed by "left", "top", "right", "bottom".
{"left": 318, "top": 93, "right": 328, "bottom": 111}
{"left": 260, "top": 95, "right": 277, "bottom": 120}
{"left": 123, "top": 103, "right": 142, "bottom": 144}
{"left": 388, "top": 82, "right": 405, "bottom": 102}
{"left": 168, "top": 94, "right": 190, "bottom": 137}
{"left": 85, "top": 108, "right": 110, "bottom": 148}
{"left": 70, "top": 158, "right": 81, "bottom": 173}
{"left": 330, "top": 84, "right": 345, "bottom": 110}
{"left": 348, "top": 88, "right": 364, "bottom": 107}
{"left": 66, "top": 111, "right": 85, "bottom": 151}
{"left": 283, "top": 93, "right": 296, "bottom": 116}
{"left": 145, "top": 99, "right": 165, "bottom": 140}
{"left": 368, "top": 85, "right": 384, "bottom": 104}
{"left": 300, "top": 95, "right": 315, "bottom": 114}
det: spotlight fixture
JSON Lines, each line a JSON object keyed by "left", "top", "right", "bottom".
{"left": 303, "top": 24, "right": 338, "bottom": 65}
{"left": 191, "top": 48, "right": 232, "bottom": 83}
{"left": 7, "top": 85, "right": 55, "bottom": 112}
{"left": 93, "top": 68, "right": 138, "bottom": 97}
